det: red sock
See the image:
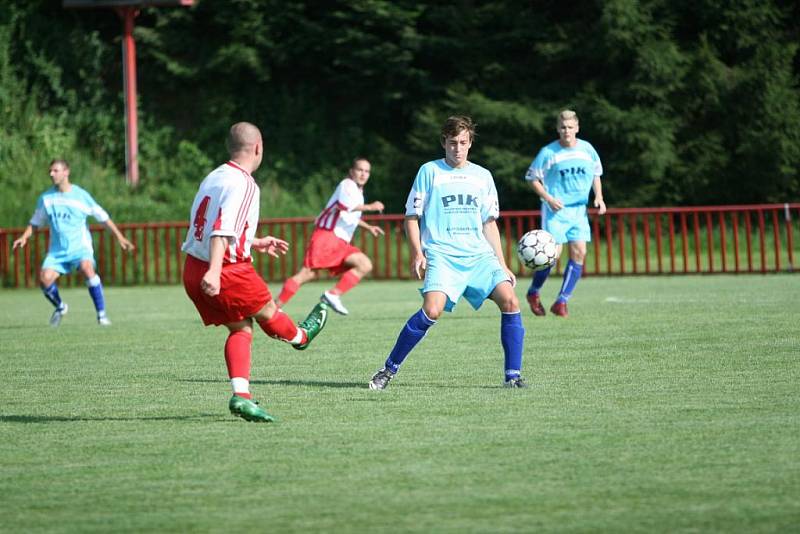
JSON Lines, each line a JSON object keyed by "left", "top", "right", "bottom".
{"left": 277, "top": 278, "right": 300, "bottom": 305}
{"left": 225, "top": 331, "right": 252, "bottom": 396}
{"left": 334, "top": 269, "right": 361, "bottom": 295}
{"left": 257, "top": 309, "right": 304, "bottom": 344}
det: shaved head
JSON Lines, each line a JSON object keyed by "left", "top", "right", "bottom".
{"left": 227, "top": 122, "right": 262, "bottom": 157}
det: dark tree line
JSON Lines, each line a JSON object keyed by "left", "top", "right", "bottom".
{"left": 1, "top": 0, "right": 798, "bottom": 225}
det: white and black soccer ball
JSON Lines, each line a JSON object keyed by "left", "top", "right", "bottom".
{"left": 517, "top": 229, "right": 558, "bottom": 271}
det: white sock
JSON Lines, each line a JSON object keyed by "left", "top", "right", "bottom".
{"left": 231, "top": 377, "right": 250, "bottom": 396}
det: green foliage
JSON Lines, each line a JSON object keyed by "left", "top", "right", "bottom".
{"left": 1, "top": 0, "right": 799, "bottom": 228}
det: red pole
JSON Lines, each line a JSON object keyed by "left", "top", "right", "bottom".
{"left": 117, "top": 7, "right": 140, "bottom": 187}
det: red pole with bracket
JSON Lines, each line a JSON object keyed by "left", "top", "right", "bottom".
{"left": 117, "top": 6, "right": 140, "bottom": 186}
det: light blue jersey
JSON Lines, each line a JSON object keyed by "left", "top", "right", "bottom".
{"left": 404, "top": 159, "right": 499, "bottom": 258}
{"left": 30, "top": 184, "right": 109, "bottom": 271}
{"left": 525, "top": 139, "right": 602, "bottom": 207}
{"left": 404, "top": 159, "right": 508, "bottom": 311}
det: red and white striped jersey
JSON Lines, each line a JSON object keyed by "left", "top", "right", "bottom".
{"left": 181, "top": 161, "right": 259, "bottom": 264}
{"left": 314, "top": 178, "right": 364, "bottom": 242}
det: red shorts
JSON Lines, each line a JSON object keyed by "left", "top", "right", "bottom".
{"left": 303, "top": 229, "right": 362, "bottom": 275}
{"left": 183, "top": 254, "right": 272, "bottom": 326}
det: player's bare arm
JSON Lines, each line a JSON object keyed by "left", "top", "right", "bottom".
{"left": 201, "top": 236, "right": 228, "bottom": 297}
{"left": 105, "top": 219, "right": 135, "bottom": 251}
{"left": 352, "top": 200, "right": 384, "bottom": 213}
{"left": 483, "top": 219, "right": 516, "bottom": 287}
{"left": 12, "top": 225, "right": 34, "bottom": 249}
{"left": 404, "top": 216, "right": 425, "bottom": 280}
{"left": 592, "top": 176, "right": 606, "bottom": 214}
{"left": 252, "top": 236, "right": 289, "bottom": 257}
{"left": 531, "top": 180, "right": 563, "bottom": 211}
{"left": 357, "top": 219, "right": 385, "bottom": 237}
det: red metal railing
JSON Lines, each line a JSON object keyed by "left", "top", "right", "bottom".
{"left": 1, "top": 204, "right": 797, "bottom": 288}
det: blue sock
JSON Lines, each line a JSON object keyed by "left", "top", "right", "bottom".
{"left": 528, "top": 266, "right": 552, "bottom": 296}
{"left": 556, "top": 260, "right": 583, "bottom": 303}
{"left": 42, "top": 283, "right": 63, "bottom": 310}
{"left": 501, "top": 312, "right": 525, "bottom": 381}
{"left": 86, "top": 275, "right": 106, "bottom": 316}
{"left": 384, "top": 309, "right": 436, "bottom": 373}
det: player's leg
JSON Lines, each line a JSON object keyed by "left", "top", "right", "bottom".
{"left": 224, "top": 319, "right": 274, "bottom": 422}
{"left": 77, "top": 259, "right": 111, "bottom": 325}
{"left": 489, "top": 281, "right": 527, "bottom": 387}
{"left": 252, "top": 298, "right": 328, "bottom": 351}
{"left": 526, "top": 243, "right": 563, "bottom": 316}
{"left": 527, "top": 209, "right": 566, "bottom": 316}
{"left": 551, "top": 241, "right": 586, "bottom": 318}
{"left": 39, "top": 267, "right": 68, "bottom": 326}
{"left": 322, "top": 252, "right": 372, "bottom": 315}
{"left": 276, "top": 267, "right": 317, "bottom": 308}
{"left": 369, "top": 291, "right": 443, "bottom": 390}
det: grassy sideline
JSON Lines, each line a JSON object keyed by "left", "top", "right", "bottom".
{"left": 1, "top": 276, "right": 798, "bottom": 533}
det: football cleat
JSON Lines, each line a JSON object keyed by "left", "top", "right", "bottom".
{"left": 550, "top": 301, "right": 569, "bottom": 318}
{"left": 368, "top": 367, "right": 395, "bottom": 390}
{"left": 504, "top": 376, "right": 529, "bottom": 388}
{"left": 293, "top": 302, "right": 329, "bottom": 351}
{"left": 228, "top": 395, "right": 275, "bottom": 422}
{"left": 97, "top": 315, "right": 112, "bottom": 326}
{"left": 321, "top": 291, "right": 349, "bottom": 315}
{"left": 526, "top": 293, "right": 546, "bottom": 316}
{"left": 49, "top": 303, "right": 68, "bottom": 327}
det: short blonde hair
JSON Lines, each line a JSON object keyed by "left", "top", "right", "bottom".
{"left": 557, "top": 109, "right": 579, "bottom": 126}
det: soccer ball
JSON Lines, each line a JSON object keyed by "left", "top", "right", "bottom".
{"left": 517, "top": 230, "right": 558, "bottom": 271}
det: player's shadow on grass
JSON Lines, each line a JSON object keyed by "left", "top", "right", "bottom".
{"left": 0, "top": 414, "right": 225, "bottom": 424}
{"left": 180, "top": 377, "right": 364, "bottom": 388}
{"left": 180, "top": 378, "right": 499, "bottom": 389}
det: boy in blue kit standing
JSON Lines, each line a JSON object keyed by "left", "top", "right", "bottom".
{"left": 524, "top": 110, "right": 606, "bottom": 318}
{"left": 13, "top": 159, "right": 135, "bottom": 326}
{"left": 368, "top": 116, "right": 527, "bottom": 390}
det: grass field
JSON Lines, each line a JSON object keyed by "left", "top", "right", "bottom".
{"left": 1, "top": 276, "right": 798, "bottom": 533}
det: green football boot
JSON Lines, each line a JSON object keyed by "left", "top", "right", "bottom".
{"left": 228, "top": 395, "right": 275, "bottom": 422}
{"left": 293, "top": 302, "right": 329, "bottom": 351}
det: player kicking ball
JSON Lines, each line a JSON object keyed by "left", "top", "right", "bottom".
{"left": 368, "top": 115, "right": 528, "bottom": 391}
{"left": 523, "top": 109, "right": 606, "bottom": 318}
{"left": 182, "top": 122, "right": 329, "bottom": 422}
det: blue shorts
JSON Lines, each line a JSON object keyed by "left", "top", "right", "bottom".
{"left": 542, "top": 204, "right": 591, "bottom": 244}
{"left": 420, "top": 250, "right": 511, "bottom": 312}
{"left": 41, "top": 249, "right": 95, "bottom": 275}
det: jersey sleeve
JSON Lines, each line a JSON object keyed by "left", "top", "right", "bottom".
{"left": 481, "top": 173, "right": 500, "bottom": 223}
{"left": 337, "top": 179, "right": 361, "bottom": 211}
{"left": 209, "top": 179, "right": 248, "bottom": 238}
{"left": 83, "top": 190, "right": 110, "bottom": 223}
{"left": 524, "top": 147, "right": 550, "bottom": 182}
{"left": 29, "top": 195, "right": 48, "bottom": 227}
{"left": 404, "top": 164, "right": 431, "bottom": 217}
{"left": 589, "top": 143, "right": 603, "bottom": 177}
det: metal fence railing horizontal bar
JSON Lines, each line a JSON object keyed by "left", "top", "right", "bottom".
{"left": 1, "top": 203, "right": 797, "bottom": 288}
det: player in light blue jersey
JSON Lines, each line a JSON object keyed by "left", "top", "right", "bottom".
{"left": 13, "top": 159, "right": 135, "bottom": 326}
{"left": 524, "top": 110, "right": 606, "bottom": 318}
{"left": 368, "top": 116, "right": 528, "bottom": 390}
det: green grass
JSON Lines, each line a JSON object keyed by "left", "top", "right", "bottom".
{"left": 1, "top": 276, "right": 798, "bottom": 533}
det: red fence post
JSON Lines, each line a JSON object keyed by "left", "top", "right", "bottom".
{"left": 705, "top": 212, "right": 714, "bottom": 273}
{"left": 786, "top": 205, "right": 795, "bottom": 271}
{"left": 655, "top": 214, "right": 663, "bottom": 274}
{"left": 718, "top": 212, "right": 727, "bottom": 273}
{"left": 771, "top": 209, "right": 781, "bottom": 272}
{"left": 757, "top": 209, "right": 767, "bottom": 273}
